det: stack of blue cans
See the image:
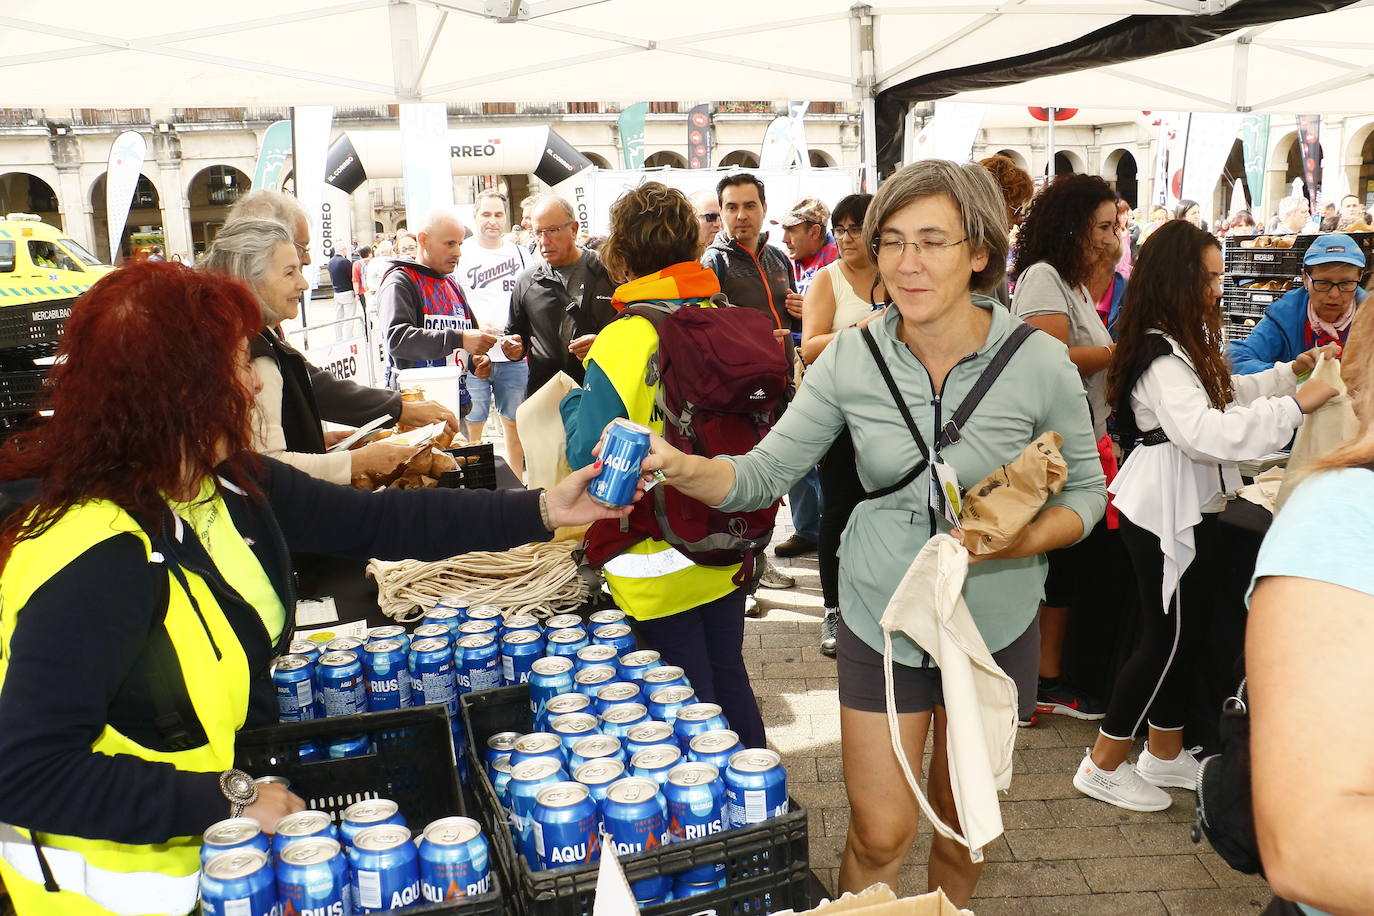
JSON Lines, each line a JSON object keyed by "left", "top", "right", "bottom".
{"left": 198, "top": 803, "right": 493, "bottom": 915}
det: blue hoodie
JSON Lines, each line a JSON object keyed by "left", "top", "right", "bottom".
{"left": 1227, "top": 285, "right": 1367, "bottom": 375}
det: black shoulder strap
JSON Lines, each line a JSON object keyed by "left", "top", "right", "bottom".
{"left": 860, "top": 326, "right": 931, "bottom": 500}
{"left": 937, "top": 321, "right": 1037, "bottom": 449}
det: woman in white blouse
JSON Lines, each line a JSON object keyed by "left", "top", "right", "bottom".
{"left": 1073, "top": 219, "right": 1338, "bottom": 812}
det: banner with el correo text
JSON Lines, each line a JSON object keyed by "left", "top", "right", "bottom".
{"left": 400, "top": 102, "right": 455, "bottom": 236}
{"left": 1296, "top": 115, "right": 1322, "bottom": 214}
{"left": 1239, "top": 114, "right": 1270, "bottom": 213}
{"left": 292, "top": 105, "right": 334, "bottom": 287}
{"left": 618, "top": 103, "right": 647, "bottom": 170}
{"left": 1179, "top": 112, "right": 1243, "bottom": 227}
{"left": 687, "top": 104, "right": 712, "bottom": 169}
{"left": 253, "top": 119, "right": 293, "bottom": 193}
{"left": 104, "top": 130, "right": 147, "bottom": 264}
{"left": 910, "top": 102, "right": 985, "bottom": 164}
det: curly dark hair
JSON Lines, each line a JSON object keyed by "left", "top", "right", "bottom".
{"left": 1108, "top": 220, "right": 1233, "bottom": 411}
{"left": 1011, "top": 173, "right": 1117, "bottom": 286}
{"left": 599, "top": 182, "right": 701, "bottom": 282}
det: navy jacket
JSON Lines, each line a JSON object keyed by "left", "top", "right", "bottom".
{"left": 1228, "top": 286, "right": 1367, "bottom": 374}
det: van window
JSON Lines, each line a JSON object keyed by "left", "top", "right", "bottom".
{"left": 28, "top": 240, "right": 80, "bottom": 272}
{"left": 59, "top": 238, "right": 101, "bottom": 267}
{"left": 0, "top": 241, "right": 13, "bottom": 272}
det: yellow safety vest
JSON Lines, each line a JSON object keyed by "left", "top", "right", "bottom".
{"left": 0, "top": 499, "right": 251, "bottom": 916}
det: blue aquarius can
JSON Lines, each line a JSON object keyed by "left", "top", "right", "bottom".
{"left": 411, "top": 624, "right": 453, "bottom": 650}
{"left": 327, "top": 734, "right": 373, "bottom": 759}
{"left": 647, "top": 685, "right": 698, "bottom": 726}
{"left": 507, "top": 757, "right": 569, "bottom": 866}
{"left": 543, "top": 613, "right": 584, "bottom": 631}
{"left": 591, "top": 624, "right": 636, "bottom": 655}
{"left": 198, "top": 848, "right": 277, "bottom": 916}
{"left": 569, "top": 734, "right": 625, "bottom": 770}
{"left": 272, "top": 654, "right": 316, "bottom": 723}
{"left": 298, "top": 741, "right": 324, "bottom": 763}
{"left": 485, "top": 731, "right": 521, "bottom": 771}
{"left": 663, "top": 762, "right": 727, "bottom": 882}
{"left": 588, "top": 608, "right": 627, "bottom": 628}
{"left": 457, "top": 634, "right": 502, "bottom": 693}
{"left": 423, "top": 607, "right": 464, "bottom": 636}
{"left": 594, "top": 682, "right": 644, "bottom": 717}
{"left": 363, "top": 638, "right": 413, "bottom": 711}
{"left": 623, "top": 721, "right": 678, "bottom": 759}
{"left": 600, "top": 703, "right": 649, "bottom": 740}
{"left": 451, "top": 716, "right": 471, "bottom": 785}
{"left": 272, "top": 810, "right": 338, "bottom": 857}
{"left": 275, "top": 836, "right": 348, "bottom": 916}
{"left": 641, "top": 664, "right": 691, "bottom": 695}
{"left": 672, "top": 703, "right": 730, "bottom": 749}
{"left": 490, "top": 754, "right": 514, "bottom": 807}
{"left": 466, "top": 604, "right": 504, "bottom": 625}
{"left": 545, "top": 627, "right": 591, "bottom": 658}
{"left": 673, "top": 876, "right": 727, "bottom": 898}
{"left": 529, "top": 656, "right": 577, "bottom": 725}
{"left": 573, "top": 665, "right": 619, "bottom": 699}
{"left": 501, "top": 630, "right": 546, "bottom": 686}
{"left": 548, "top": 712, "right": 601, "bottom": 756}
{"left": 341, "top": 799, "right": 407, "bottom": 849}
{"left": 532, "top": 781, "right": 601, "bottom": 870}
{"left": 616, "top": 650, "right": 663, "bottom": 693}
{"left": 588, "top": 418, "right": 651, "bottom": 508}
{"left": 433, "top": 595, "right": 469, "bottom": 617}
{"left": 724, "top": 748, "right": 789, "bottom": 827}
{"left": 541, "top": 692, "right": 593, "bottom": 733}
{"left": 367, "top": 624, "right": 410, "bottom": 650}
{"left": 349, "top": 823, "right": 422, "bottom": 913}
{"left": 409, "top": 637, "right": 458, "bottom": 717}
{"left": 288, "top": 638, "right": 322, "bottom": 666}
{"left": 317, "top": 651, "right": 368, "bottom": 718}
{"left": 457, "top": 619, "right": 499, "bottom": 639}
{"left": 602, "top": 777, "right": 672, "bottom": 902}
{"left": 574, "top": 644, "right": 620, "bottom": 672}
{"left": 510, "top": 732, "right": 566, "bottom": 769}
{"left": 201, "top": 818, "right": 271, "bottom": 865}
{"left": 630, "top": 745, "right": 684, "bottom": 787}
{"left": 418, "top": 816, "right": 492, "bottom": 901}
{"left": 501, "top": 613, "right": 542, "bottom": 636}
{"left": 688, "top": 730, "right": 744, "bottom": 772}
{"left": 572, "top": 759, "right": 625, "bottom": 809}
{"left": 325, "top": 635, "right": 367, "bottom": 654}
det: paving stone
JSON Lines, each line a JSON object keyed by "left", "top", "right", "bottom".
{"left": 805, "top": 677, "right": 841, "bottom": 691}
{"left": 780, "top": 755, "right": 818, "bottom": 783}
{"left": 1001, "top": 800, "right": 1057, "bottom": 830}
{"left": 1046, "top": 797, "right": 1193, "bottom": 828}
{"left": 756, "top": 631, "right": 817, "bottom": 648}
{"left": 1015, "top": 745, "right": 1095, "bottom": 774}
{"left": 745, "top": 620, "right": 802, "bottom": 633}
{"left": 790, "top": 780, "right": 850, "bottom": 810}
{"left": 1120, "top": 822, "right": 1211, "bottom": 856}
{"left": 1003, "top": 826, "right": 1135, "bottom": 861}
{"left": 1079, "top": 855, "right": 1216, "bottom": 893}
{"left": 821, "top": 806, "right": 850, "bottom": 838}
{"left": 970, "top": 892, "right": 1168, "bottom": 915}
{"left": 1003, "top": 773, "right": 1090, "bottom": 801}
{"left": 1157, "top": 887, "right": 1272, "bottom": 913}
{"left": 815, "top": 755, "right": 843, "bottom": 782}
{"left": 973, "top": 861, "right": 1090, "bottom": 897}
{"left": 1197, "top": 853, "right": 1270, "bottom": 889}
{"left": 752, "top": 677, "right": 810, "bottom": 697}
{"left": 739, "top": 633, "right": 762, "bottom": 649}
{"left": 762, "top": 661, "right": 843, "bottom": 680}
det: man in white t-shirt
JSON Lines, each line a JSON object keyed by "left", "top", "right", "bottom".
{"left": 457, "top": 191, "right": 529, "bottom": 477}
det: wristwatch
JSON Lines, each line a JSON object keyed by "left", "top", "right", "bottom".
{"left": 219, "top": 769, "right": 259, "bottom": 818}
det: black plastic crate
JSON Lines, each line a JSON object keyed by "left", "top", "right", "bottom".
{"left": 235, "top": 706, "right": 506, "bottom": 915}
{"left": 1224, "top": 243, "right": 1305, "bottom": 277}
{"left": 1221, "top": 284, "right": 1289, "bottom": 319}
{"left": 0, "top": 367, "right": 50, "bottom": 415}
{"left": 443, "top": 442, "right": 498, "bottom": 490}
{"left": 0, "top": 298, "right": 73, "bottom": 352}
{"left": 461, "top": 686, "right": 810, "bottom": 916}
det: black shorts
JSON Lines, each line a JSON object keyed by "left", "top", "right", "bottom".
{"left": 836, "top": 613, "right": 1040, "bottom": 718}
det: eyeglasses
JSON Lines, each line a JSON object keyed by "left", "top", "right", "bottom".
{"left": 833, "top": 225, "right": 864, "bottom": 239}
{"left": 872, "top": 237, "right": 969, "bottom": 260}
{"left": 702, "top": 212, "right": 721, "bottom": 223}
{"left": 1306, "top": 275, "right": 1360, "bottom": 293}
{"left": 531, "top": 220, "right": 574, "bottom": 240}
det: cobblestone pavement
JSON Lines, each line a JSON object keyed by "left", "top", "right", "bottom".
{"left": 752, "top": 514, "right": 1273, "bottom": 915}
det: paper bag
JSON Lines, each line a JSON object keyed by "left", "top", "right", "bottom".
{"left": 778, "top": 883, "right": 972, "bottom": 916}
{"left": 517, "top": 371, "right": 579, "bottom": 491}
{"left": 1276, "top": 354, "right": 1359, "bottom": 512}
{"left": 958, "top": 431, "right": 1067, "bottom": 555}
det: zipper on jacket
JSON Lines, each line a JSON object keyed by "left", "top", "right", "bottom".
{"left": 738, "top": 242, "right": 788, "bottom": 342}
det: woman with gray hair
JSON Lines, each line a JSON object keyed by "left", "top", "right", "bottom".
{"left": 200, "top": 218, "right": 416, "bottom": 483}
{"left": 641, "top": 160, "right": 1105, "bottom": 904}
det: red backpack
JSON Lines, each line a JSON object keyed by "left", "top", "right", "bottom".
{"left": 582, "top": 298, "right": 790, "bottom": 583}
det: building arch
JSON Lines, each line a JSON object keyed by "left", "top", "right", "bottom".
{"left": 808, "top": 150, "right": 836, "bottom": 168}
{"left": 89, "top": 171, "right": 165, "bottom": 263}
{"left": 0, "top": 171, "right": 63, "bottom": 228}
{"left": 579, "top": 151, "right": 612, "bottom": 169}
{"left": 718, "top": 150, "right": 760, "bottom": 168}
{"left": 644, "top": 151, "right": 688, "bottom": 169}
{"left": 185, "top": 164, "right": 252, "bottom": 256}
{"left": 1102, "top": 147, "right": 1139, "bottom": 207}
{"left": 988, "top": 149, "right": 1029, "bottom": 172}
{"left": 1053, "top": 150, "right": 1084, "bottom": 176}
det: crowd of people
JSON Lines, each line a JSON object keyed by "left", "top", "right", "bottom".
{"left": 0, "top": 153, "right": 1369, "bottom": 916}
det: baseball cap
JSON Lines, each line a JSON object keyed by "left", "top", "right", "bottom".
{"left": 781, "top": 198, "right": 830, "bottom": 228}
{"left": 1303, "top": 233, "right": 1367, "bottom": 269}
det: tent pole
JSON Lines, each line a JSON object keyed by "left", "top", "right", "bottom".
{"left": 851, "top": 3, "right": 878, "bottom": 190}
{"left": 289, "top": 105, "right": 307, "bottom": 329}
{"left": 1046, "top": 107, "right": 1056, "bottom": 180}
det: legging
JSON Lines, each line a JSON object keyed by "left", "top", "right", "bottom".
{"left": 1100, "top": 514, "right": 1223, "bottom": 740}
{"left": 817, "top": 428, "right": 865, "bottom": 610}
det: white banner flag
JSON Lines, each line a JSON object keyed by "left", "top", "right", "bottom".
{"left": 758, "top": 116, "right": 795, "bottom": 170}
{"left": 400, "top": 102, "right": 455, "bottom": 233}
{"left": 1180, "top": 112, "right": 1243, "bottom": 228}
{"left": 789, "top": 101, "right": 811, "bottom": 170}
{"left": 910, "top": 102, "right": 986, "bottom": 164}
{"left": 293, "top": 106, "right": 334, "bottom": 289}
{"left": 105, "top": 130, "right": 147, "bottom": 264}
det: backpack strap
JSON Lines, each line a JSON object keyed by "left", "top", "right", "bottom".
{"left": 935, "top": 321, "right": 1037, "bottom": 449}
{"left": 619, "top": 302, "right": 693, "bottom": 433}
{"left": 860, "top": 326, "right": 931, "bottom": 500}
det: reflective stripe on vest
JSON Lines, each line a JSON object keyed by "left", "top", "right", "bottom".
{"left": 0, "top": 828, "right": 199, "bottom": 916}
{"left": 603, "top": 544, "right": 696, "bottom": 579}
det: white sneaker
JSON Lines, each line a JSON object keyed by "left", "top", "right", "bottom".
{"left": 1137, "top": 745, "right": 1202, "bottom": 790}
{"left": 1073, "top": 750, "right": 1172, "bottom": 812}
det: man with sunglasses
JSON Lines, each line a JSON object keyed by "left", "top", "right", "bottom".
{"left": 1229, "top": 233, "right": 1368, "bottom": 375}
{"left": 690, "top": 189, "right": 723, "bottom": 252}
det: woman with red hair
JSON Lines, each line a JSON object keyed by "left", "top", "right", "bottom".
{"left": 0, "top": 261, "right": 630, "bottom": 916}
